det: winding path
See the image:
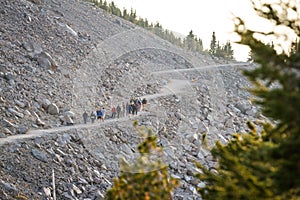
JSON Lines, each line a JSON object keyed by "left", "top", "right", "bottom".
{"left": 0, "top": 62, "right": 249, "bottom": 146}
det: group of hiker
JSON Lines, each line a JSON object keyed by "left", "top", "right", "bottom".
{"left": 82, "top": 97, "right": 147, "bottom": 124}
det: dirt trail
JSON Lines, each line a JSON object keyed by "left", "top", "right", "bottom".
{"left": 0, "top": 116, "right": 129, "bottom": 146}
{"left": 151, "top": 63, "right": 248, "bottom": 75}
{"left": 0, "top": 63, "right": 248, "bottom": 146}
{"left": 0, "top": 79, "right": 189, "bottom": 146}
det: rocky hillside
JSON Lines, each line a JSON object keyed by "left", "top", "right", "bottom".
{"left": 0, "top": 0, "right": 262, "bottom": 199}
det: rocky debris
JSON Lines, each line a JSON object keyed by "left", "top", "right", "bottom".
{"left": 0, "top": 0, "right": 261, "bottom": 199}
{"left": 0, "top": 130, "right": 115, "bottom": 199}
{"left": 0, "top": 0, "right": 134, "bottom": 135}
{"left": 95, "top": 48, "right": 189, "bottom": 107}
{"left": 36, "top": 51, "right": 58, "bottom": 70}
{"left": 59, "top": 110, "right": 75, "bottom": 125}
{"left": 0, "top": 62, "right": 261, "bottom": 199}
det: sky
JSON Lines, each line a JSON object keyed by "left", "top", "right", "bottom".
{"left": 106, "top": 0, "right": 260, "bottom": 61}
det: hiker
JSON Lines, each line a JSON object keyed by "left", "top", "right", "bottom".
{"left": 129, "top": 98, "right": 134, "bottom": 116}
{"left": 142, "top": 98, "right": 147, "bottom": 111}
{"left": 100, "top": 107, "right": 106, "bottom": 122}
{"left": 82, "top": 110, "right": 88, "bottom": 124}
{"left": 117, "top": 104, "right": 121, "bottom": 118}
{"left": 90, "top": 111, "right": 96, "bottom": 123}
{"left": 137, "top": 98, "right": 142, "bottom": 112}
{"left": 111, "top": 106, "right": 117, "bottom": 118}
{"left": 122, "top": 102, "right": 126, "bottom": 117}
{"left": 126, "top": 102, "right": 130, "bottom": 117}
{"left": 132, "top": 99, "right": 138, "bottom": 115}
{"left": 96, "top": 109, "right": 103, "bottom": 122}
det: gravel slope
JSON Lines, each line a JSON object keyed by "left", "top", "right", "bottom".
{"left": 0, "top": 0, "right": 261, "bottom": 199}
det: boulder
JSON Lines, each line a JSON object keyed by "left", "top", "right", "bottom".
{"left": 7, "top": 108, "right": 24, "bottom": 118}
{"left": 246, "top": 107, "right": 259, "bottom": 117}
{"left": 31, "top": 149, "right": 48, "bottom": 163}
{"left": 235, "top": 101, "right": 252, "bottom": 114}
{"left": 95, "top": 190, "right": 105, "bottom": 200}
{"left": 1, "top": 180, "right": 17, "bottom": 192}
{"left": 14, "top": 100, "right": 26, "bottom": 108}
{"left": 3, "top": 118, "right": 18, "bottom": 128}
{"left": 47, "top": 103, "right": 59, "bottom": 115}
{"left": 17, "top": 125, "right": 29, "bottom": 134}
{"left": 60, "top": 115, "right": 74, "bottom": 126}
{"left": 174, "top": 111, "right": 185, "bottom": 121}
{"left": 36, "top": 52, "right": 57, "bottom": 70}
{"left": 42, "top": 187, "right": 52, "bottom": 197}
{"left": 22, "top": 40, "right": 42, "bottom": 55}
{"left": 64, "top": 111, "right": 75, "bottom": 118}
{"left": 42, "top": 98, "right": 51, "bottom": 110}
{"left": 35, "top": 117, "right": 46, "bottom": 127}
{"left": 37, "top": 56, "right": 51, "bottom": 69}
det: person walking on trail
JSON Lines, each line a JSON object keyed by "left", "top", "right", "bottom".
{"left": 82, "top": 110, "right": 88, "bottom": 124}
{"left": 132, "top": 99, "right": 138, "bottom": 115}
{"left": 142, "top": 98, "right": 147, "bottom": 110}
{"left": 117, "top": 105, "right": 121, "bottom": 118}
{"left": 90, "top": 111, "right": 96, "bottom": 123}
{"left": 96, "top": 109, "right": 102, "bottom": 121}
{"left": 129, "top": 99, "right": 134, "bottom": 117}
{"left": 137, "top": 98, "right": 142, "bottom": 112}
{"left": 100, "top": 107, "right": 106, "bottom": 122}
{"left": 142, "top": 98, "right": 147, "bottom": 111}
{"left": 96, "top": 108, "right": 105, "bottom": 123}
{"left": 122, "top": 102, "right": 126, "bottom": 117}
{"left": 111, "top": 106, "right": 117, "bottom": 118}
{"left": 125, "top": 102, "right": 129, "bottom": 117}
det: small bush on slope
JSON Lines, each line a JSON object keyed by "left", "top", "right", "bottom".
{"left": 105, "top": 122, "right": 179, "bottom": 200}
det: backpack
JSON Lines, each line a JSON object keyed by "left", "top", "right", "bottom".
{"left": 96, "top": 110, "right": 103, "bottom": 117}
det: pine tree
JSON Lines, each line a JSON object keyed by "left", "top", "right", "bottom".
{"left": 182, "top": 30, "right": 203, "bottom": 52}
{"left": 109, "top": 1, "right": 121, "bottom": 17}
{"left": 197, "top": 0, "right": 300, "bottom": 199}
{"left": 122, "top": 8, "right": 129, "bottom": 20}
{"left": 105, "top": 123, "right": 179, "bottom": 199}
{"left": 223, "top": 41, "right": 234, "bottom": 60}
{"left": 129, "top": 8, "right": 137, "bottom": 23}
{"left": 100, "top": 0, "right": 109, "bottom": 11}
{"left": 183, "top": 30, "right": 195, "bottom": 51}
{"left": 153, "top": 22, "right": 163, "bottom": 37}
{"left": 195, "top": 38, "right": 203, "bottom": 52}
{"left": 87, "top": 0, "right": 203, "bottom": 55}
{"left": 187, "top": 30, "right": 195, "bottom": 51}
{"left": 209, "top": 31, "right": 217, "bottom": 55}
{"left": 215, "top": 41, "right": 222, "bottom": 57}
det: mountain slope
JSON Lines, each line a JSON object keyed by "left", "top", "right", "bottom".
{"left": 0, "top": 0, "right": 216, "bottom": 136}
{"left": 0, "top": 0, "right": 260, "bottom": 199}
